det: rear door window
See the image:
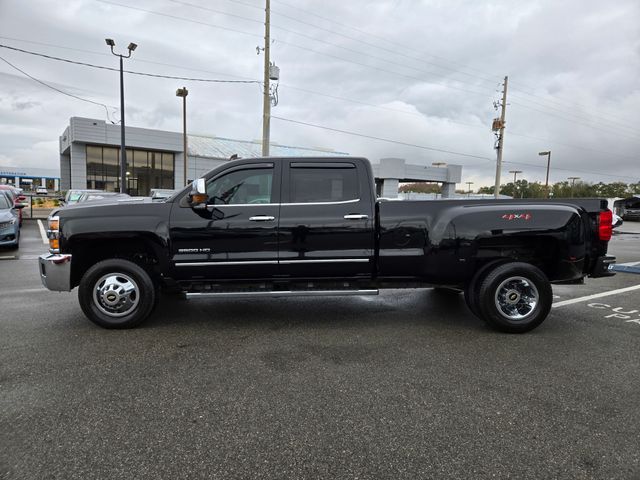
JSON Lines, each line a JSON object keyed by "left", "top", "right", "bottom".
{"left": 289, "top": 164, "right": 358, "bottom": 203}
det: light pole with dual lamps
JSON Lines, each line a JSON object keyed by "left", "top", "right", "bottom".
{"left": 509, "top": 170, "right": 522, "bottom": 198}
{"left": 105, "top": 38, "right": 137, "bottom": 194}
{"left": 568, "top": 176, "right": 580, "bottom": 197}
{"left": 176, "top": 87, "right": 189, "bottom": 186}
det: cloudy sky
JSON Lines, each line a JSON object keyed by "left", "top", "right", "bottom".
{"left": 0, "top": 0, "right": 638, "bottom": 189}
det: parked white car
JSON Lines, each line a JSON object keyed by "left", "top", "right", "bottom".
{"left": 36, "top": 186, "right": 48, "bottom": 195}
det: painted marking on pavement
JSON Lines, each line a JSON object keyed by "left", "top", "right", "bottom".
{"left": 616, "top": 261, "right": 640, "bottom": 266}
{"left": 0, "top": 255, "right": 17, "bottom": 260}
{"left": 552, "top": 284, "right": 640, "bottom": 308}
{"left": 37, "top": 220, "right": 48, "bottom": 244}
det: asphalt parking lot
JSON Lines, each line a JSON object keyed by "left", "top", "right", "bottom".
{"left": 1, "top": 221, "right": 639, "bottom": 479}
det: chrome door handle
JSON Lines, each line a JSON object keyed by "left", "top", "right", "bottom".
{"left": 249, "top": 215, "right": 276, "bottom": 221}
{"left": 344, "top": 214, "right": 369, "bottom": 220}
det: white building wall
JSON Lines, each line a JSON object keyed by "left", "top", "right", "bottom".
{"left": 70, "top": 143, "right": 87, "bottom": 189}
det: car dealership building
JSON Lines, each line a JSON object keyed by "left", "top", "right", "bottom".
{"left": 60, "top": 117, "right": 462, "bottom": 197}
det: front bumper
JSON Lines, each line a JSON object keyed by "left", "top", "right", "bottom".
{"left": 0, "top": 223, "right": 19, "bottom": 245}
{"left": 39, "top": 254, "right": 72, "bottom": 291}
{"left": 589, "top": 255, "right": 616, "bottom": 278}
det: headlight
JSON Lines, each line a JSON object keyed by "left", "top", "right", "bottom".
{"left": 47, "top": 215, "right": 60, "bottom": 253}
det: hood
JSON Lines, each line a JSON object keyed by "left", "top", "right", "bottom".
{"left": 0, "top": 209, "right": 16, "bottom": 222}
{"left": 53, "top": 196, "right": 154, "bottom": 216}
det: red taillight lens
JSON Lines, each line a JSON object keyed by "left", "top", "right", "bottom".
{"left": 599, "top": 210, "right": 612, "bottom": 242}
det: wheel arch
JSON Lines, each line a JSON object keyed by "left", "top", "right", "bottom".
{"left": 68, "top": 233, "right": 167, "bottom": 289}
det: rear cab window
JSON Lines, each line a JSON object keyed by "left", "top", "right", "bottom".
{"left": 288, "top": 162, "right": 359, "bottom": 204}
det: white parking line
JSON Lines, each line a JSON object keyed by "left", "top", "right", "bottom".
{"left": 552, "top": 284, "right": 640, "bottom": 308}
{"left": 37, "top": 219, "right": 48, "bottom": 244}
{"left": 616, "top": 261, "right": 640, "bottom": 267}
{"left": 0, "top": 255, "right": 17, "bottom": 260}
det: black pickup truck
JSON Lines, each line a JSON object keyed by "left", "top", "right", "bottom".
{"left": 39, "top": 156, "right": 615, "bottom": 333}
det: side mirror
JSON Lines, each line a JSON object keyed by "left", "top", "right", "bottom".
{"left": 14, "top": 203, "right": 25, "bottom": 210}
{"left": 189, "top": 178, "right": 208, "bottom": 210}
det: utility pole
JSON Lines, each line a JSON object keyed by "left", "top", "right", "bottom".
{"left": 493, "top": 76, "right": 508, "bottom": 199}
{"left": 261, "top": 0, "right": 271, "bottom": 157}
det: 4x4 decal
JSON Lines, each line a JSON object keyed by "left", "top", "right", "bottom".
{"left": 502, "top": 213, "right": 532, "bottom": 221}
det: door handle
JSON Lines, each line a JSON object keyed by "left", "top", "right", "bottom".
{"left": 249, "top": 215, "right": 276, "bottom": 221}
{"left": 344, "top": 214, "right": 369, "bottom": 220}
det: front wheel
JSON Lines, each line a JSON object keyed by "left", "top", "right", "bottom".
{"left": 78, "top": 259, "right": 157, "bottom": 329}
{"left": 477, "top": 262, "right": 552, "bottom": 333}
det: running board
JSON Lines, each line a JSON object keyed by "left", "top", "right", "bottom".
{"left": 185, "top": 289, "right": 379, "bottom": 299}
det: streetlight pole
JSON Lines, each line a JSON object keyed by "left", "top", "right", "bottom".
{"left": 176, "top": 87, "right": 189, "bottom": 185}
{"left": 538, "top": 150, "right": 551, "bottom": 199}
{"left": 466, "top": 181, "right": 474, "bottom": 198}
{"left": 568, "top": 176, "right": 580, "bottom": 197}
{"left": 106, "top": 38, "right": 137, "bottom": 194}
{"left": 509, "top": 170, "right": 522, "bottom": 198}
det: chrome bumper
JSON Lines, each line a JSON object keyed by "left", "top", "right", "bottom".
{"left": 39, "top": 254, "right": 72, "bottom": 291}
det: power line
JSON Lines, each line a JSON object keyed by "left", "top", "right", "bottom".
{"left": 0, "top": 35, "right": 261, "bottom": 83}
{"left": 269, "top": 0, "right": 637, "bottom": 127}
{"left": 95, "top": 0, "right": 262, "bottom": 38}
{"left": 165, "top": 0, "right": 263, "bottom": 24}
{"left": 510, "top": 101, "right": 640, "bottom": 143}
{"left": 508, "top": 80, "right": 638, "bottom": 126}
{"left": 0, "top": 44, "right": 261, "bottom": 84}
{"left": 270, "top": 0, "right": 497, "bottom": 80}
{"left": 0, "top": 55, "right": 117, "bottom": 121}
{"left": 4, "top": 39, "right": 637, "bottom": 162}
{"left": 281, "top": 83, "right": 639, "bottom": 161}
{"left": 99, "top": 0, "right": 497, "bottom": 99}
{"left": 509, "top": 91, "right": 639, "bottom": 136}
{"left": 272, "top": 115, "right": 638, "bottom": 181}
{"left": 98, "top": 0, "right": 639, "bottom": 141}
{"left": 172, "top": 0, "right": 502, "bottom": 86}
{"left": 271, "top": 116, "right": 494, "bottom": 162}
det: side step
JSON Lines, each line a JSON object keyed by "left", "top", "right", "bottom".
{"left": 185, "top": 289, "right": 379, "bottom": 299}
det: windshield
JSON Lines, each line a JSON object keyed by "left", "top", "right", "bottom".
{"left": 0, "top": 194, "right": 10, "bottom": 209}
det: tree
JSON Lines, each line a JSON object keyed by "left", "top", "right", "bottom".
{"left": 399, "top": 182, "right": 441, "bottom": 194}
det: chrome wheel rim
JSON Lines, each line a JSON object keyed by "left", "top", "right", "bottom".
{"left": 494, "top": 276, "right": 539, "bottom": 321}
{"left": 93, "top": 272, "right": 140, "bottom": 318}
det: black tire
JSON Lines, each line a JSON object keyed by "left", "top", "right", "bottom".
{"left": 78, "top": 258, "right": 157, "bottom": 329}
{"left": 464, "top": 275, "right": 483, "bottom": 319}
{"left": 464, "top": 261, "right": 504, "bottom": 319}
{"left": 477, "top": 262, "right": 552, "bottom": 333}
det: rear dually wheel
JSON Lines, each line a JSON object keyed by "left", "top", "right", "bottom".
{"left": 477, "top": 262, "right": 552, "bottom": 333}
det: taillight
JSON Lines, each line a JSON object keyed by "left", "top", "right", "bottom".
{"left": 598, "top": 210, "right": 612, "bottom": 242}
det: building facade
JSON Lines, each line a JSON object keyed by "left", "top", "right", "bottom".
{"left": 60, "top": 117, "right": 348, "bottom": 196}
{"left": 0, "top": 166, "right": 60, "bottom": 191}
{"left": 60, "top": 117, "right": 463, "bottom": 198}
